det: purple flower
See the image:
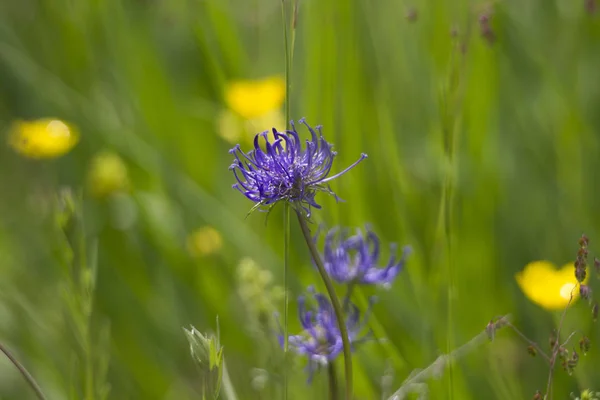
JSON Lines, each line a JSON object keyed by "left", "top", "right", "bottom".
{"left": 279, "top": 288, "right": 373, "bottom": 382}
{"left": 320, "top": 226, "right": 411, "bottom": 287}
{"left": 229, "top": 118, "right": 367, "bottom": 216}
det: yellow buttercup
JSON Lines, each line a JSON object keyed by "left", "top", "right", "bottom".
{"left": 515, "top": 260, "right": 589, "bottom": 310}
{"left": 8, "top": 118, "right": 79, "bottom": 159}
{"left": 224, "top": 76, "right": 285, "bottom": 120}
{"left": 186, "top": 226, "right": 223, "bottom": 257}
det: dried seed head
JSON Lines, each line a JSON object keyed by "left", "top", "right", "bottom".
{"left": 576, "top": 265, "right": 588, "bottom": 283}
{"left": 580, "top": 284, "right": 592, "bottom": 301}
{"left": 579, "top": 336, "right": 591, "bottom": 355}
{"left": 549, "top": 330, "right": 558, "bottom": 349}
{"left": 405, "top": 7, "right": 418, "bottom": 22}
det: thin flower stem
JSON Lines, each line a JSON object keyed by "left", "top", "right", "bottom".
{"left": 387, "top": 315, "right": 510, "bottom": 400}
{"left": 504, "top": 322, "right": 551, "bottom": 362}
{"left": 281, "top": 0, "right": 295, "bottom": 396}
{"left": 545, "top": 291, "right": 574, "bottom": 400}
{"left": 283, "top": 201, "right": 290, "bottom": 400}
{"left": 328, "top": 362, "right": 339, "bottom": 400}
{"left": 281, "top": 0, "right": 292, "bottom": 130}
{"left": 296, "top": 212, "right": 353, "bottom": 400}
{"left": 0, "top": 342, "right": 47, "bottom": 400}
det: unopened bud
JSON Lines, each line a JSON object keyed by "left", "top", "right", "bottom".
{"left": 184, "top": 320, "right": 224, "bottom": 399}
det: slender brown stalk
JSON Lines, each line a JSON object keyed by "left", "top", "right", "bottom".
{"left": 0, "top": 342, "right": 47, "bottom": 400}
{"left": 505, "top": 322, "right": 551, "bottom": 362}
{"left": 545, "top": 292, "right": 574, "bottom": 399}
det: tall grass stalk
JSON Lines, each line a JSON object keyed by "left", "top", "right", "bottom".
{"left": 280, "top": 1, "right": 297, "bottom": 398}
{"left": 437, "top": 28, "right": 469, "bottom": 399}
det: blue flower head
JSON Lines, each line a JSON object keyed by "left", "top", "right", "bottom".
{"left": 320, "top": 226, "right": 411, "bottom": 287}
{"left": 229, "top": 118, "right": 367, "bottom": 216}
{"left": 278, "top": 288, "right": 374, "bottom": 382}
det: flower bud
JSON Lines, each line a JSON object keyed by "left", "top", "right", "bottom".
{"left": 184, "top": 321, "right": 224, "bottom": 399}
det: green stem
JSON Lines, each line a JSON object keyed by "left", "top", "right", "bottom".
{"left": 281, "top": 0, "right": 291, "bottom": 129}
{"left": 281, "top": 0, "right": 296, "bottom": 396}
{"left": 328, "top": 362, "right": 339, "bottom": 400}
{"left": 295, "top": 212, "right": 353, "bottom": 400}
{"left": 0, "top": 342, "right": 47, "bottom": 400}
{"left": 283, "top": 201, "right": 290, "bottom": 400}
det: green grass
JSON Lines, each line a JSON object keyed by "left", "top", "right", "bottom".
{"left": 1, "top": 0, "right": 600, "bottom": 399}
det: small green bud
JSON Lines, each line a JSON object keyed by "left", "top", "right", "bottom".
{"left": 184, "top": 318, "right": 224, "bottom": 399}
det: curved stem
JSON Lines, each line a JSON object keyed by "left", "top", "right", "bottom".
{"left": 504, "top": 322, "right": 551, "bottom": 362}
{"left": 0, "top": 342, "right": 47, "bottom": 400}
{"left": 295, "top": 212, "right": 353, "bottom": 400}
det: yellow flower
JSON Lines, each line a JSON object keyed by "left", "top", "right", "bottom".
{"left": 224, "top": 76, "right": 285, "bottom": 120}
{"left": 186, "top": 226, "right": 223, "bottom": 257}
{"left": 515, "top": 261, "right": 589, "bottom": 310}
{"left": 217, "top": 108, "right": 286, "bottom": 145}
{"left": 87, "top": 151, "right": 130, "bottom": 198}
{"left": 8, "top": 118, "right": 79, "bottom": 159}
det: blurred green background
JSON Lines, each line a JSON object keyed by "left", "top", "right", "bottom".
{"left": 1, "top": 0, "right": 600, "bottom": 399}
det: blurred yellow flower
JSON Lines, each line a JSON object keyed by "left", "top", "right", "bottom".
{"left": 224, "top": 76, "right": 285, "bottom": 120}
{"left": 217, "top": 108, "right": 286, "bottom": 145}
{"left": 186, "top": 226, "right": 223, "bottom": 257}
{"left": 87, "top": 151, "right": 130, "bottom": 198}
{"left": 8, "top": 118, "right": 79, "bottom": 159}
{"left": 515, "top": 261, "right": 589, "bottom": 310}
